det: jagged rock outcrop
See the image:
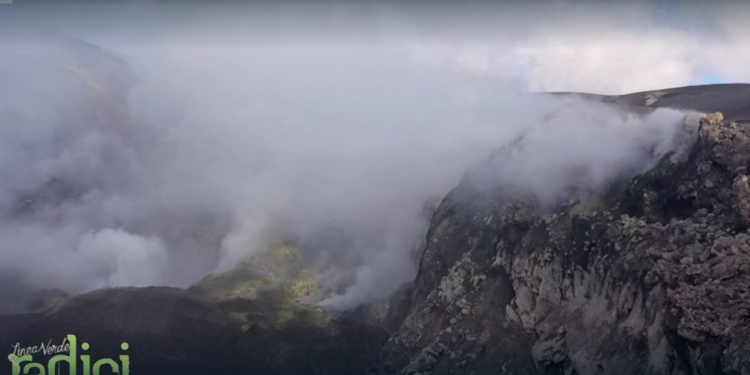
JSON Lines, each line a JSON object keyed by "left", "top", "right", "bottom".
{"left": 379, "top": 112, "right": 750, "bottom": 375}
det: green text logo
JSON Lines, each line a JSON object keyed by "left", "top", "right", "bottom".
{"left": 9, "top": 335, "right": 130, "bottom": 375}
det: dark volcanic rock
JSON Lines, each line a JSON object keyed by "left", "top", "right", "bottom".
{"left": 380, "top": 113, "right": 750, "bottom": 374}
{"left": 0, "top": 285, "right": 388, "bottom": 375}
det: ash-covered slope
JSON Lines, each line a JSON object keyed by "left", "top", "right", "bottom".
{"left": 0, "top": 278, "right": 388, "bottom": 375}
{"left": 380, "top": 112, "right": 750, "bottom": 375}
{"left": 552, "top": 83, "right": 750, "bottom": 122}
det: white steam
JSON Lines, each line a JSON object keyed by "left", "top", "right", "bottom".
{"left": 0, "top": 2, "right": 720, "bottom": 311}
{"left": 78, "top": 229, "right": 168, "bottom": 289}
{"left": 319, "top": 101, "right": 699, "bottom": 309}
{"left": 0, "top": 45, "right": 540, "bottom": 300}
{"left": 472, "top": 101, "right": 700, "bottom": 206}
{"left": 0, "top": 43, "right": 701, "bottom": 309}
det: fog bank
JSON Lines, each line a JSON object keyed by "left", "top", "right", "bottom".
{"left": 0, "top": 2, "right": 713, "bottom": 310}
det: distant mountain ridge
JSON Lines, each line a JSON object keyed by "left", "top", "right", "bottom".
{"left": 549, "top": 83, "right": 750, "bottom": 122}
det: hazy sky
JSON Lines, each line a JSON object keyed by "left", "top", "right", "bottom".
{"left": 5, "top": 0, "right": 750, "bottom": 94}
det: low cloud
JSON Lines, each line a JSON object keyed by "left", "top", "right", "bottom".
{"left": 0, "top": 1, "right": 741, "bottom": 310}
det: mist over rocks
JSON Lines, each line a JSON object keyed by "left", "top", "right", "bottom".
{"left": 379, "top": 112, "right": 750, "bottom": 375}
{"left": 3, "top": 108, "right": 749, "bottom": 375}
{"left": 3, "top": 22, "right": 750, "bottom": 375}
{"left": 0, "top": 22, "right": 726, "bottom": 311}
{"left": 2, "top": 20, "right": 699, "bottom": 308}
{"left": 4, "top": 2, "right": 750, "bottom": 374}
{"left": 0, "top": 36, "right": 523, "bottom": 306}
{"left": 460, "top": 101, "right": 701, "bottom": 209}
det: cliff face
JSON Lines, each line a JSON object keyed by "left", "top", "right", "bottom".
{"left": 380, "top": 112, "right": 750, "bottom": 375}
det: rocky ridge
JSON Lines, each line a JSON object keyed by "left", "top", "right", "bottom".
{"left": 379, "top": 112, "right": 750, "bottom": 375}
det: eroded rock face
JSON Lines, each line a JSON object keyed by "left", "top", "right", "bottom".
{"left": 380, "top": 113, "right": 750, "bottom": 375}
